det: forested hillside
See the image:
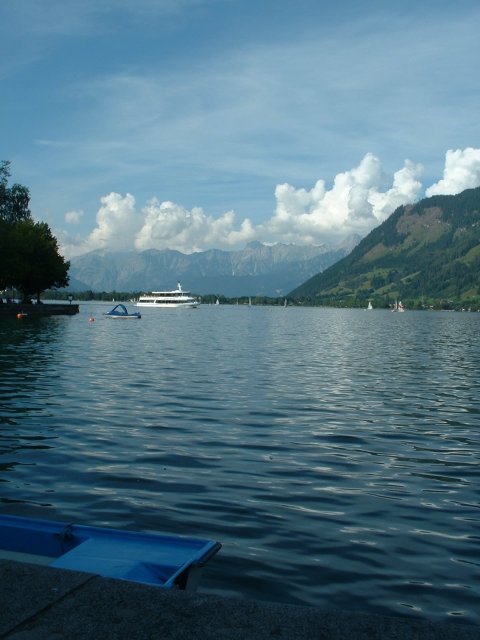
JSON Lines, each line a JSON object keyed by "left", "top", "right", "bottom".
{"left": 289, "top": 187, "right": 480, "bottom": 309}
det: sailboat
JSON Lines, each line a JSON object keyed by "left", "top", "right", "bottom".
{"left": 391, "top": 301, "right": 405, "bottom": 312}
{"left": 367, "top": 301, "right": 373, "bottom": 310}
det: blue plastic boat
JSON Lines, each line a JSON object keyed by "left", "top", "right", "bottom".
{"left": 0, "top": 514, "right": 221, "bottom": 590}
{"left": 103, "top": 304, "right": 141, "bottom": 319}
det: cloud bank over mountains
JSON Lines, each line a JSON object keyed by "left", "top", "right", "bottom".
{"left": 59, "top": 147, "right": 480, "bottom": 258}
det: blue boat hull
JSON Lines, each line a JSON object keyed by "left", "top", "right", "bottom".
{"left": 0, "top": 515, "right": 220, "bottom": 590}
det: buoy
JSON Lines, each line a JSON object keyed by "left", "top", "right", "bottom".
{"left": 88, "top": 316, "right": 95, "bottom": 322}
{"left": 16, "top": 312, "right": 27, "bottom": 319}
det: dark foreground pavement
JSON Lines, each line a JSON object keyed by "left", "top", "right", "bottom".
{"left": 1, "top": 560, "right": 478, "bottom": 640}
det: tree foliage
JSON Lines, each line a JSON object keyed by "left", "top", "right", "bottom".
{"left": 0, "top": 161, "right": 32, "bottom": 224}
{"left": 0, "top": 161, "right": 70, "bottom": 301}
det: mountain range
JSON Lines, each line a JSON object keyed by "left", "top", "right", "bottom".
{"left": 67, "top": 238, "right": 360, "bottom": 297}
{"left": 289, "top": 186, "right": 480, "bottom": 307}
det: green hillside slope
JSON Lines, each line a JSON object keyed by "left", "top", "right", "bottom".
{"left": 289, "top": 187, "right": 480, "bottom": 309}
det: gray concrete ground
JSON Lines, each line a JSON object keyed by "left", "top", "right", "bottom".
{"left": 1, "top": 560, "right": 479, "bottom": 640}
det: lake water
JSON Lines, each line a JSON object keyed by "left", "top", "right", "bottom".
{"left": 1, "top": 304, "right": 479, "bottom": 625}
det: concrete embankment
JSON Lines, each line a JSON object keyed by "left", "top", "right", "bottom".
{"left": 1, "top": 560, "right": 478, "bottom": 639}
{"left": 0, "top": 303, "right": 79, "bottom": 317}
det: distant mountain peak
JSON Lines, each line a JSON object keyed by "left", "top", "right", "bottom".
{"left": 68, "top": 240, "right": 355, "bottom": 297}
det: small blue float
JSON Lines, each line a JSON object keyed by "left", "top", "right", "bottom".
{"left": 103, "top": 304, "right": 141, "bottom": 319}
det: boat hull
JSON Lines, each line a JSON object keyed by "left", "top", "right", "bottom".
{"left": 0, "top": 515, "right": 220, "bottom": 590}
{"left": 135, "top": 302, "right": 198, "bottom": 308}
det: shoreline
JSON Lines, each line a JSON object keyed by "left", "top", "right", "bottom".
{"left": 0, "top": 302, "right": 80, "bottom": 317}
{"left": 1, "top": 560, "right": 478, "bottom": 639}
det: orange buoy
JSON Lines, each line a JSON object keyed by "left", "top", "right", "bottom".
{"left": 16, "top": 312, "right": 27, "bottom": 319}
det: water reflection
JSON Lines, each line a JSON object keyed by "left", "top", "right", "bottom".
{"left": 0, "top": 307, "right": 479, "bottom": 624}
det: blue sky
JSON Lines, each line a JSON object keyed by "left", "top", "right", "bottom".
{"left": 2, "top": 0, "right": 480, "bottom": 258}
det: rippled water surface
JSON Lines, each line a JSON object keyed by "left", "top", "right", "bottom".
{"left": 1, "top": 304, "right": 479, "bottom": 624}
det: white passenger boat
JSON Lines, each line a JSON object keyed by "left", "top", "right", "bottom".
{"left": 136, "top": 283, "right": 199, "bottom": 308}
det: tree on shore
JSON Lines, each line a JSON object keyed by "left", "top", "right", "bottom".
{"left": 0, "top": 161, "right": 70, "bottom": 302}
{"left": 0, "top": 161, "right": 31, "bottom": 224}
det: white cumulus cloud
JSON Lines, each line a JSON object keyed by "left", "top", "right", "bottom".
{"left": 58, "top": 147, "right": 480, "bottom": 259}
{"left": 61, "top": 192, "right": 143, "bottom": 257}
{"left": 260, "top": 154, "right": 423, "bottom": 244}
{"left": 87, "top": 192, "right": 142, "bottom": 251}
{"left": 64, "top": 209, "right": 84, "bottom": 224}
{"left": 425, "top": 147, "right": 480, "bottom": 196}
{"left": 134, "top": 200, "right": 255, "bottom": 253}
